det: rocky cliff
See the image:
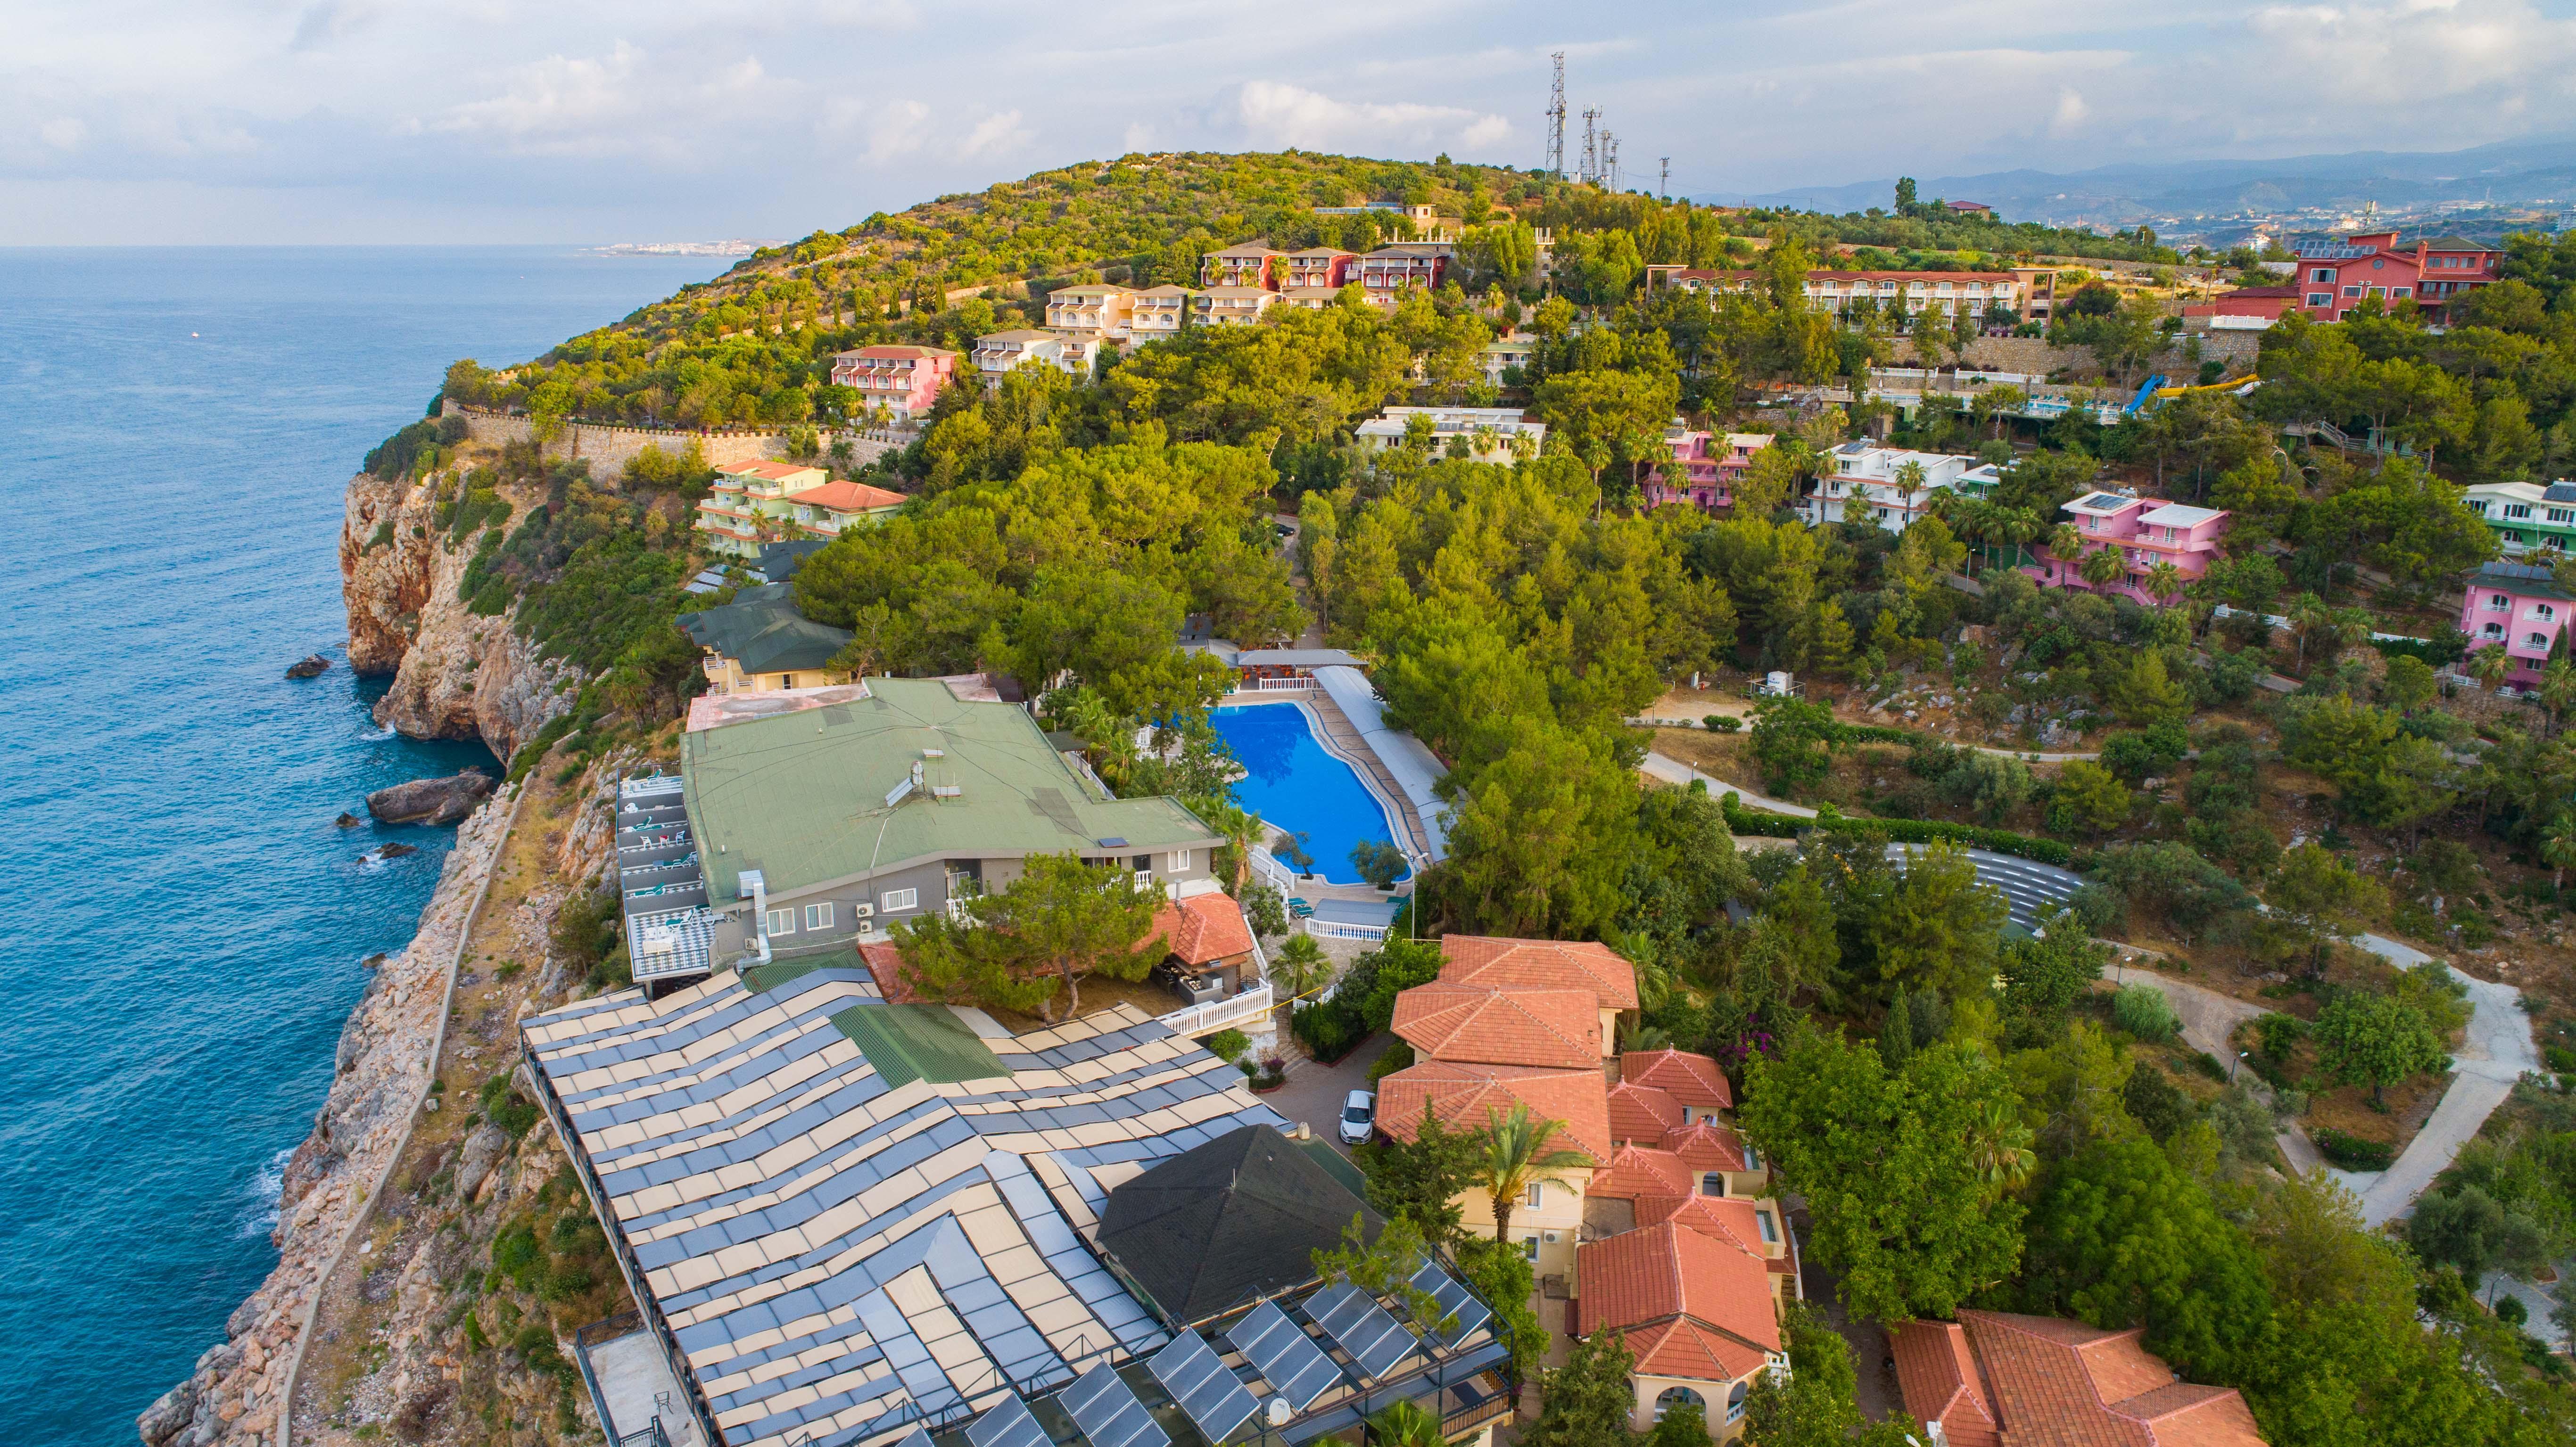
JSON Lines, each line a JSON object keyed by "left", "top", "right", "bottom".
{"left": 141, "top": 753, "right": 639, "bottom": 1447}
{"left": 340, "top": 472, "right": 578, "bottom": 763}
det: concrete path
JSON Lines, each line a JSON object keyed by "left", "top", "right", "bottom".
{"left": 2105, "top": 964, "right": 2323, "bottom": 1174}
{"left": 2477, "top": 1267, "right": 2572, "bottom": 1353}
{"left": 1629, "top": 717, "right": 2099, "bottom": 762}
{"left": 1639, "top": 750, "right": 1817, "bottom": 817}
{"left": 2341, "top": 954, "right": 2539, "bottom": 1225}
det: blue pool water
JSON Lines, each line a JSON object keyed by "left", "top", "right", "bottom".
{"left": 0, "top": 245, "right": 727, "bottom": 1447}
{"left": 1208, "top": 704, "right": 1405, "bottom": 885}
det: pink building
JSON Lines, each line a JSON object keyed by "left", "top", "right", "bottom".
{"left": 1282, "top": 247, "right": 1354, "bottom": 306}
{"left": 1354, "top": 245, "right": 1447, "bottom": 307}
{"left": 2460, "top": 562, "right": 2573, "bottom": 690}
{"left": 2028, "top": 490, "right": 2229, "bottom": 606}
{"left": 1645, "top": 430, "right": 1774, "bottom": 512}
{"left": 826, "top": 345, "right": 958, "bottom": 423}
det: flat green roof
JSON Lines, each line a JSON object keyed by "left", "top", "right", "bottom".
{"left": 828, "top": 1003, "right": 1008, "bottom": 1086}
{"left": 684, "top": 676, "right": 1217, "bottom": 903}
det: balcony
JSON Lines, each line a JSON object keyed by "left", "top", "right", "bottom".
{"left": 1156, "top": 982, "right": 1275, "bottom": 1038}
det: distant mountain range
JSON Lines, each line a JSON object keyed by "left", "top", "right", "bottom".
{"left": 1712, "top": 138, "right": 2576, "bottom": 228}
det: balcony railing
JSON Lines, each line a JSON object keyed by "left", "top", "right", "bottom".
{"left": 1156, "top": 982, "right": 1275, "bottom": 1037}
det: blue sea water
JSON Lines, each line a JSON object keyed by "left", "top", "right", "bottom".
{"left": 0, "top": 246, "right": 727, "bottom": 1447}
{"left": 1206, "top": 703, "right": 1405, "bottom": 885}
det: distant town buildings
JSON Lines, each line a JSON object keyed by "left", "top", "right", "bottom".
{"left": 1355, "top": 406, "right": 1546, "bottom": 464}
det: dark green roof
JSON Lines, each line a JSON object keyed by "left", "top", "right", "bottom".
{"left": 677, "top": 584, "right": 853, "bottom": 674}
{"left": 1098, "top": 1124, "right": 1380, "bottom": 1325}
{"left": 828, "top": 1003, "right": 1008, "bottom": 1086}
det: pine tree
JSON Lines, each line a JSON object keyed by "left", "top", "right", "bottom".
{"left": 1521, "top": 1331, "right": 1639, "bottom": 1447}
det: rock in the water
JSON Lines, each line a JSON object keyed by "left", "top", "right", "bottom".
{"left": 334, "top": 811, "right": 362, "bottom": 828}
{"left": 365, "top": 770, "right": 495, "bottom": 825}
{"left": 284, "top": 653, "right": 331, "bottom": 679}
{"left": 370, "top": 842, "right": 420, "bottom": 861}
{"left": 136, "top": 1381, "right": 198, "bottom": 1446}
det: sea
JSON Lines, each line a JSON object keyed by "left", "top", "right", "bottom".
{"left": 0, "top": 247, "right": 727, "bottom": 1447}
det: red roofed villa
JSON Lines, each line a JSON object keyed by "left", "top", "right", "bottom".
{"left": 1575, "top": 1220, "right": 1789, "bottom": 1440}
{"left": 1893, "top": 1310, "right": 2268, "bottom": 1447}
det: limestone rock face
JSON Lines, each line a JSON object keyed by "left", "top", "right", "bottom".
{"left": 338, "top": 470, "right": 577, "bottom": 761}
{"left": 365, "top": 771, "right": 496, "bottom": 826}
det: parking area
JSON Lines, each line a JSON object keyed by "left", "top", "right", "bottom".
{"left": 1263, "top": 1032, "right": 1396, "bottom": 1157}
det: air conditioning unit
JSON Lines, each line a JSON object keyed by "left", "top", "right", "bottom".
{"left": 850, "top": 903, "right": 875, "bottom": 918}
{"left": 1542, "top": 1231, "right": 1561, "bottom": 1245}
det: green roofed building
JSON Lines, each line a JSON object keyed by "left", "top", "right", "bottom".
{"left": 681, "top": 675, "right": 1222, "bottom": 972}
{"left": 677, "top": 583, "right": 855, "bottom": 693}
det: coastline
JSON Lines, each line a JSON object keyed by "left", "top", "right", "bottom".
{"left": 139, "top": 789, "right": 522, "bottom": 1447}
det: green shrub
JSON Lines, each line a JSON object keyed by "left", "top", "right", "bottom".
{"left": 2544, "top": 1044, "right": 2576, "bottom": 1074}
{"left": 1204, "top": 1028, "right": 1250, "bottom": 1063}
{"left": 1704, "top": 714, "right": 1742, "bottom": 732}
{"left": 367, "top": 521, "right": 395, "bottom": 551}
{"left": 2256, "top": 1011, "right": 2307, "bottom": 1062}
{"left": 2112, "top": 983, "right": 2181, "bottom": 1043}
{"left": 1368, "top": 1040, "right": 1416, "bottom": 1082}
{"left": 1716, "top": 792, "right": 2075, "bottom": 865}
{"left": 479, "top": 1073, "right": 540, "bottom": 1138}
{"left": 1292, "top": 998, "right": 1368, "bottom": 1061}
{"left": 2312, "top": 1127, "right": 2393, "bottom": 1171}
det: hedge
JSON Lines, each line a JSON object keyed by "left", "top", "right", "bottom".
{"left": 2311, "top": 1127, "right": 2394, "bottom": 1172}
{"left": 1719, "top": 794, "right": 2075, "bottom": 867}
{"left": 2368, "top": 632, "right": 2466, "bottom": 668}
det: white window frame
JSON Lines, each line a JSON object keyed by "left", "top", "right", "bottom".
{"left": 1521, "top": 1236, "right": 1539, "bottom": 1261}
{"left": 881, "top": 887, "right": 918, "bottom": 913}
{"left": 1167, "top": 848, "right": 1190, "bottom": 872}
{"left": 1524, "top": 1183, "right": 1544, "bottom": 1208}
{"left": 805, "top": 902, "right": 834, "bottom": 930}
{"left": 764, "top": 908, "right": 795, "bottom": 936}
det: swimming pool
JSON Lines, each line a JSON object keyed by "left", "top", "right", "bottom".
{"left": 1208, "top": 703, "right": 1407, "bottom": 885}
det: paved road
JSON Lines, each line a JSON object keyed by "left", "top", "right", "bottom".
{"left": 2108, "top": 963, "right": 2325, "bottom": 1175}
{"left": 2342, "top": 956, "right": 2539, "bottom": 1225}
{"left": 1640, "top": 750, "right": 1817, "bottom": 817}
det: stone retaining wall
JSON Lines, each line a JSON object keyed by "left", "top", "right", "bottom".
{"left": 441, "top": 404, "right": 900, "bottom": 475}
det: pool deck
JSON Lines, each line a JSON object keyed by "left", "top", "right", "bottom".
{"left": 1214, "top": 685, "right": 1440, "bottom": 876}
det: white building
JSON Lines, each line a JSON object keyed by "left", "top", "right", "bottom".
{"left": 1799, "top": 443, "right": 1976, "bottom": 533}
{"left": 969, "top": 329, "right": 1097, "bottom": 388}
{"left": 1355, "top": 406, "right": 1546, "bottom": 465}
{"left": 1043, "top": 283, "right": 1135, "bottom": 341}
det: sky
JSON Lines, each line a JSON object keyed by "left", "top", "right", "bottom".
{"left": 7, "top": 0, "right": 2576, "bottom": 245}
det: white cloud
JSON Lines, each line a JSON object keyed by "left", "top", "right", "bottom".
{"left": 289, "top": 0, "right": 380, "bottom": 53}
{"left": 958, "top": 109, "right": 1032, "bottom": 160}
{"left": 437, "top": 43, "right": 647, "bottom": 148}
{"left": 2048, "top": 87, "right": 2089, "bottom": 136}
{"left": 1231, "top": 81, "right": 1511, "bottom": 153}
{"left": 39, "top": 118, "right": 86, "bottom": 150}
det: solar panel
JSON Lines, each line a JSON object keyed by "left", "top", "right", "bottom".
{"left": 1149, "top": 1333, "right": 1259, "bottom": 1446}
{"left": 968, "top": 1395, "right": 1049, "bottom": 1447}
{"left": 1223, "top": 1302, "right": 1341, "bottom": 1410}
{"left": 1407, "top": 1261, "right": 1492, "bottom": 1344}
{"left": 892, "top": 1429, "right": 935, "bottom": 1447}
{"left": 1062, "top": 1362, "right": 1169, "bottom": 1447}
{"left": 1305, "top": 1283, "right": 1417, "bottom": 1381}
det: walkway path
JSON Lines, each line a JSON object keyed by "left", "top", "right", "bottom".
{"left": 1639, "top": 750, "right": 1815, "bottom": 816}
{"left": 2338, "top": 946, "right": 2539, "bottom": 1225}
{"left": 2107, "top": 962, "right": 2324, "bottom": 1175}
{"left": 1629, "top": 717, "right": 2099, "bottom": 762}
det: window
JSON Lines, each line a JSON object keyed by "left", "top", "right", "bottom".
{"left": 1654, "top": 1388, "right": 1705, "bottom": 1423}
{"left": 2484, "top": 623, "right": 2505, "bottom": 639}
{"left": 2490, "top": 593, "right": 2511, "bottom": 610}
{"left": 764, "top": 908, "right": 795, "bottom": 936}
{"left": 2306, "top": 293, "right": 2333, "bottom": 307}
{"left": 2506, "top": 504, "right": 2533, "bottom": 519}
{"left": 1743, "top": 1145, "right": 1762, "bottom": 1171}
{"left": 2551, "top": 509, "right": 2572, "bottom": 525}
{"left": 1168, "top": 849, "right": 1191, "bottom": 872}
{"left": 1756, "top": 1209, "right": 1779, "bottom": 1244}
{"left": 881, "top": 888, "right": 918, "bottom": 912}
{"left": 2468, "top": 500, "right": 2489, "bottom": 515}
{"left": 2392, "top": 287, "right": 2411, "bottom": 299}
{"left": 1701, "top": 1172, "right": 1726, "bottom": 1197}
{"left": 2539, "top": 605, "right": 2558, "bottom": 623}
{"left": 805, "top": 902, "right": 834, "bottom": 930}
{"left": 2342, "top": 286, "right": 2362, "bottom": 298}
{"left": 1521, "top": 1237, "right": 1539, "bottom": 1261}
{"left": 1726, "top": 1381, "right": 1750, "bottom": 1424}
{"left": 2529, "top": 633, "right": 2551, "bottom": 650}
{"left": 1524, "top": 1183, "right": 1544, "bottom": 1208}
{"left": 2311, "top": 267, "right": 2336, "bottom": 283}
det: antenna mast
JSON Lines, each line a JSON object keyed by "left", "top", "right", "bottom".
{"left": 1602, "top": 132, "right": 1620, "bottom": 191}
{"left": 1544, "top": 52, "right": 1567, "bottom": 178}
{"left": 1579, "top": 108, "right": 1600, "bottom": 186}
{"left": 1660, "top": 156, "right": 1670, "bottom": 200}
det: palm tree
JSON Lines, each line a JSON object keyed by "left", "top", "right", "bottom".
{"left": 1268, "top": 933, "right": 1331, "bottom": 1031}
{"left": 2542, "top": 814, "right": 2576, "bottom": 891}
{"left": 1477, "top": 1102, "right": 1588, "bottom": 1244}
{"left": 2144, "top": 560, "right": 2184, "bottom": 608}
{"left": 2287, "top": 591, "right": 2334, "bottom": 674}
{"left": 1965, "top": 1097, "right": 2036, "bottom": 1192}
{"left": 2080, "top": 544, "right": 2128, "bottom": 591}
{"left": 2048, "top": 522, "right": 2086, "bottom": 585}
{"left": 1366, "top": 1399, "right": 1445, "bottom": 1447}
{"left": 2542, "top": 657, "right": 2576, "bottom": 737}
{"left": 2470, "top": 642, "right": 2515, "bottom": 693}
{"left": 1891, "top": 458, "right": 1928, "bottom": 524}
{"left": 1201, "top": 799, "right": 1262, "bottom": 891}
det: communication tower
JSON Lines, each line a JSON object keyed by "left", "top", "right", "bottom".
{"left": 1544, "top": 52, "right": 1567, "bottom": 178}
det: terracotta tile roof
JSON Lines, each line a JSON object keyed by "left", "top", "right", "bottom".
{"left": 1584, "top": 1144, "right": 1693, "bottom": 1201}
{"left": 1621, "top": 1317, "right": 1770, "bottom": 1384}
{"left": 1607, "top": 1080, "right": 1684, "bottom": 1143}
{"left": 1949, "top": 1310, "right": 2269, "bottom": 1447}
{"left": 1392, "top": 982, "right": 1602, "bottom": 1069}
{"left": 1622, "top": 1049, "right": 1732, "bottom": 1110}
{"left": 1892, "top": 1320, "right": 2001, "bottom": 1447}
{"left": 1438, "top": 935, "right": 1638, "bottom": 1010}
{"left": 785, "top": 480, "right": 908, "bottom": 512}
{"left": 1374, "top": 1059, "right": 1614, "bottom": 1163}
{"left": 1636, "top": 1194, "right": 1773, "bottom": 1258}
{"left": 857, "top": 940, "right": 919, "bottom": 1003}
{"left": 718, "top": 459, "right": 826, "bottom": 482}
{"left": 1663, "top": 1120, "right": 1754, "bottom": 1176}
{"left": 1574, "top": 1221, "right": 1781, "bottom": 1362}
{"left": 1145, "top": 891, "right": 1256, "bottom": 968}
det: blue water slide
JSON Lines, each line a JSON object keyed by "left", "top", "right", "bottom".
{"left": 2124, "top": 374, "right": 2166, "bottom": 415}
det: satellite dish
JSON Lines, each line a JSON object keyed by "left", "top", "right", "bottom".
{"left": 1266, "top": 1397, "right": 1293, "bottom": 1429}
